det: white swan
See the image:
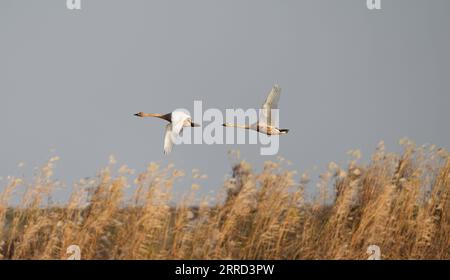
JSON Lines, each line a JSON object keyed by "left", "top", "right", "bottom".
{"left": 134, "top": 110, "right": 199, "bottom": 154}
{"left": 223, "top": 84, "right": 289, "bottom": 135}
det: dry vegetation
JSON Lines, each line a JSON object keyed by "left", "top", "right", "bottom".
{"left": 0, "top": 139, "right": 449, "bottom": 260}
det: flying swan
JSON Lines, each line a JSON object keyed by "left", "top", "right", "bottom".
{"left": 223, "top": 84, "right": 289, "bottom": 135}
{"left": 134, "top": 110, "right": 199, "bottom": 154}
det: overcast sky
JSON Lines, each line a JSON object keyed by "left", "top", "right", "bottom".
{"left": 1, "top": 0, "right": 449, "bottom": 200}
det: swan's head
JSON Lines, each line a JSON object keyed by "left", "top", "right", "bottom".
{"left": 134, "top": 112, "right": 144, "bottom": 117}
{"left": 222, "top": 123, "right": 233, "bottom": 127}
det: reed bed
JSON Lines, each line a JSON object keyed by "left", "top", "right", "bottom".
{"left": 0, "top": 139, "right": 448, "bottom": 259}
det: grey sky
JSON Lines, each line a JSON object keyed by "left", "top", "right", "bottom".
{"left": 1, "top": 0, "right": 449, "bottom": 200}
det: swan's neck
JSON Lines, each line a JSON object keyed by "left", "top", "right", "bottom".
{"left": 225, "top": 123, "right": 251, "bottom": 130}
{"left": 141, "top": 113, "right": 171, "bottom": 121}
{"left": 141, "top": 113, "right": 163, "bottom": 117}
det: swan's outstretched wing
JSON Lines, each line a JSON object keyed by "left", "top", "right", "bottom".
{"left": 163, "top": 123, "right": 174, "bottom": 155}
{"left": 260, "top": 84, "right": 281, "bottom": 126}
{"left": 171, "top": 111, "right": 190, "bottom": 135}
{"left": 172, "top": 118, "right": 186, "bottom": 136}
{"left": 164, "top": 112, "right": 192, "bottom": 154}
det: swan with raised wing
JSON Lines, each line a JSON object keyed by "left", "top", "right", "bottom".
{"left": 223, "top": 84, "right": 289, "bottom": 135}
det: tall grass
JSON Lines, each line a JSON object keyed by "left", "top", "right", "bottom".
{"left": 0, "top": 139, "right": 448, "bottom": 259}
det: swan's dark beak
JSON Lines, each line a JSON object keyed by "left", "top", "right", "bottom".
{"left": 191, "top": 122, "right": 200, "bottom": 127}
{"left": 134, "top": 113, "right": 141, "bottom": 117}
